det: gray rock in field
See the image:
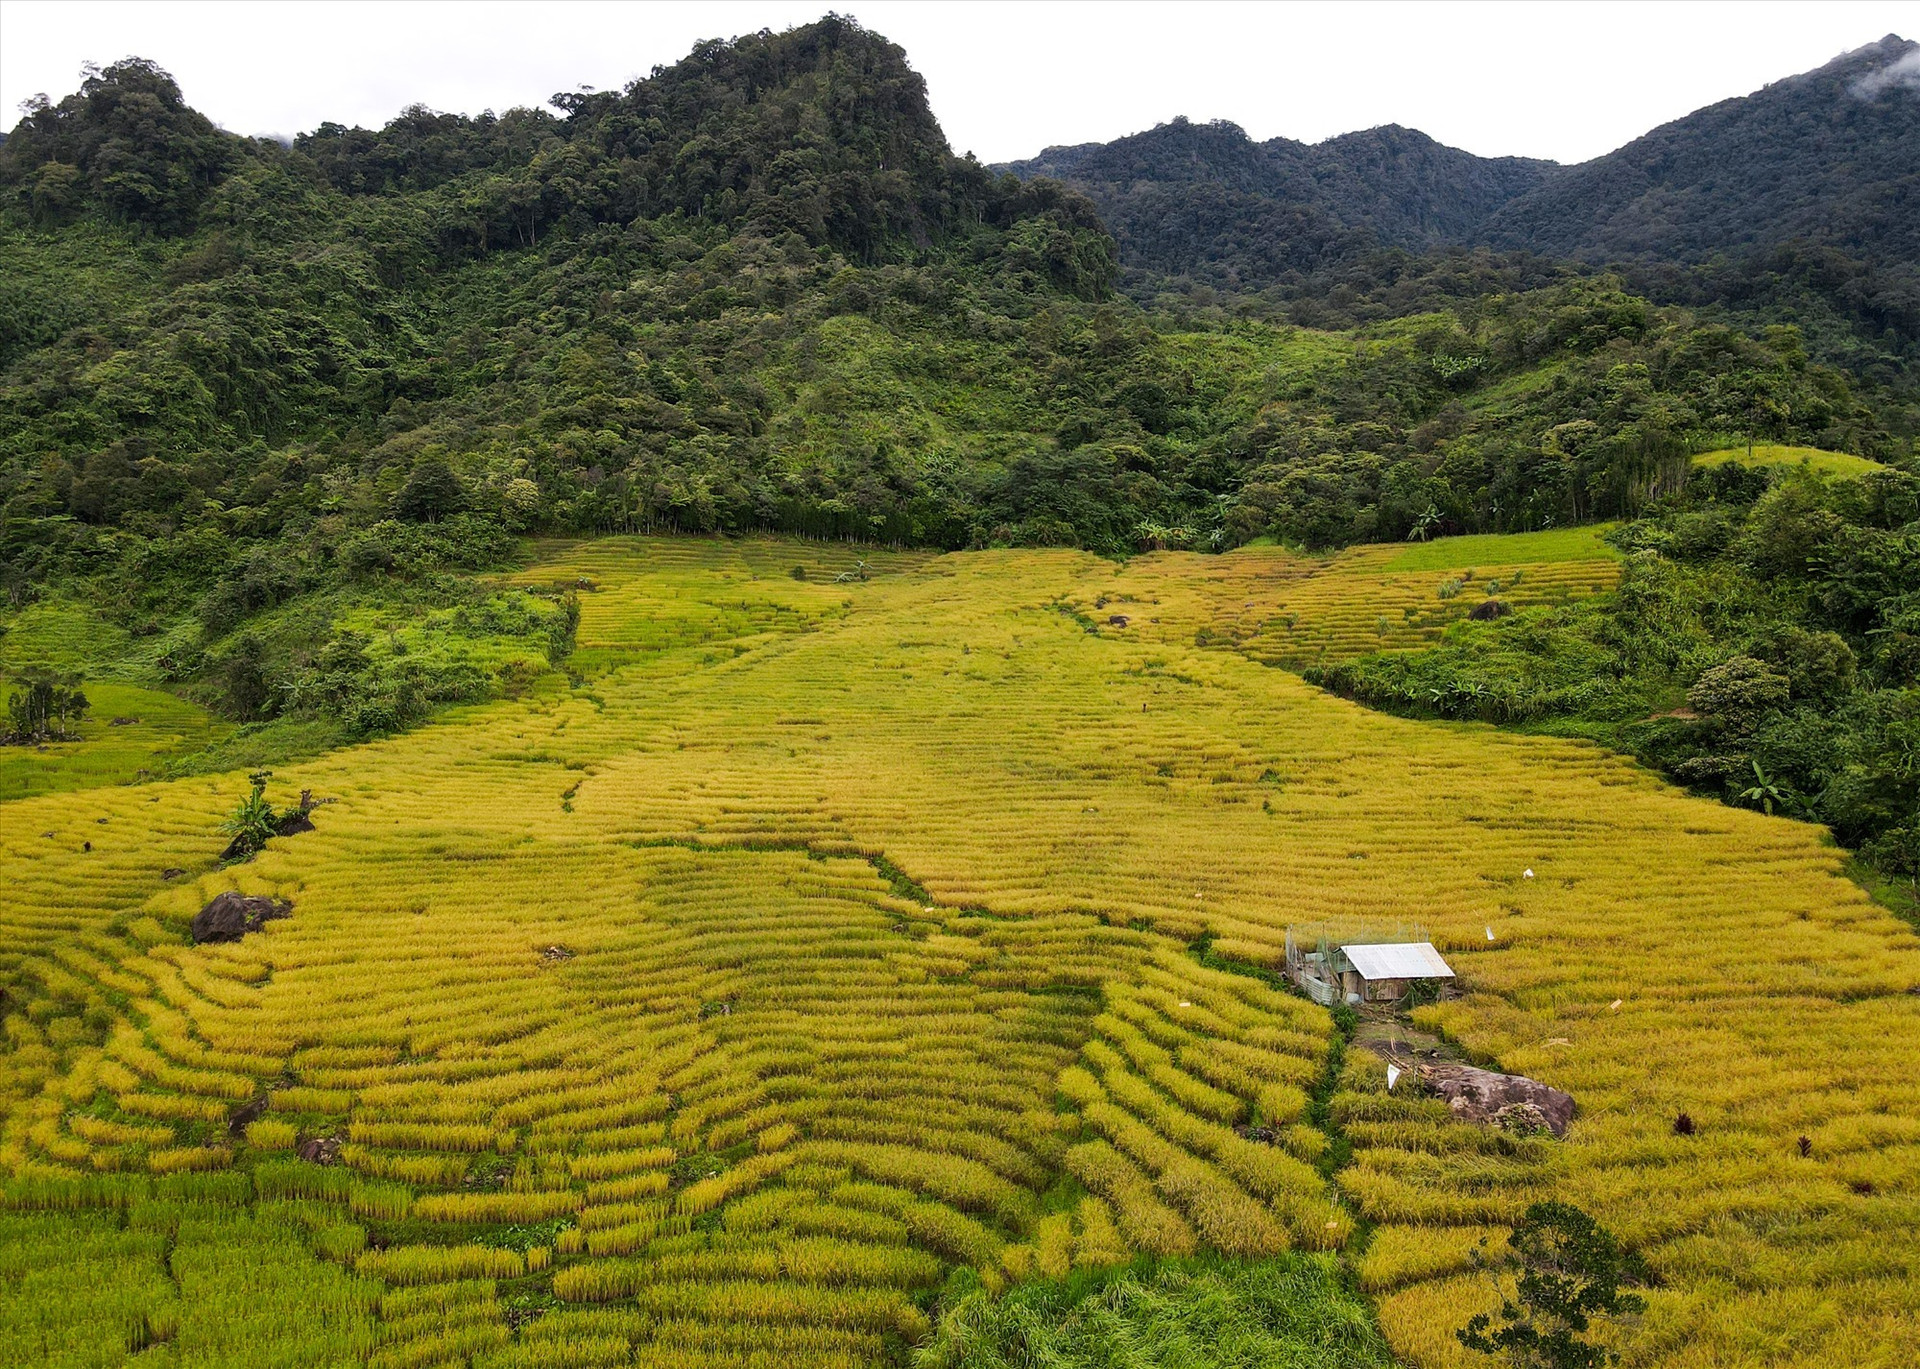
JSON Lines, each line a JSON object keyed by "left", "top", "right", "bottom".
{"left": 191, "top": 891, "right": 291, "bottom": 944}
{"left": 1418, "top": 1061, "right": 1575, "bottom": 1138}
{"left": 298, "top": 1136, "right": 340, "bottom": 1165}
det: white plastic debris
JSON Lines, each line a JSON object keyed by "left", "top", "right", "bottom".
{"left": 1610, "top": 999, "right": 1623, "bottom": 1011}
{"left": 1386, "top": 1064, "right": 1402, "bottom": 1092}
{"left": 1486, "top": 926, "right": 1496, "bottom": 941}
{"left": 1178, "top": 1000, "right": 1192, "bottom": 1009}
{"left": 1523, "top": 868, "right": 1535, "bottom": 879}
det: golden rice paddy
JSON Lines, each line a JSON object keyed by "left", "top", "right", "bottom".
{"left": 2, "top": 533, "right": 1915, "bottom": 1366}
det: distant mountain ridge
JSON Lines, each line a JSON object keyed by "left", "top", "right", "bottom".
{"left": 1004, "top": 119, "right": 1556, "bottom": 255}
{"left": 1479, "top": 35, "right": 1919, "bottom": 266}
{"left": 1000, "top": 34, "right": 1920, "bottom": 312}
{"left": 998, "top": 118, "right": 1556, "bottom": 292}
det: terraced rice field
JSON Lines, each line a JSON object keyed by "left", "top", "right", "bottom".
{"left": 1081, "top": 524, "right": 1621, "bottom": 666}
{"left": 3, "top": 534, "right": 1917, "bottom": 1367}
{"left": 0, "top": 598, "right": 234, "bottom": 800}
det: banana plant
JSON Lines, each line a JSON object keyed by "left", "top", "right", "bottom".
{"left": 1737, "top": 759, "right": 1794, "bottom": 817}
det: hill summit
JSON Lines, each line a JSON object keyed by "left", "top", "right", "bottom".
{"left": 1001, "top": 118, "right": 1554, "bottom": 286}
{"left": 1001, "top": 34, "right": 1920, "bottom": 373}
{"left": 1478, "top": 34, "right": 1920, "bottom": 266}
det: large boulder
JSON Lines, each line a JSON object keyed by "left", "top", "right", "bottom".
{"left": 1417, "top": 1061, "right": 1575, "bottom": 1138}
{"left": 191, "top": 892, "right": 290, "bottom": 944}
{"left": 298, "top": 1136, "right": 340, "bottom": 1165}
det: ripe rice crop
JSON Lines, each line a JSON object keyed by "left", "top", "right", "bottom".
{"left": 567, "top": 1146, "right": 676, "bottom": 1181}
{"left": 1065, "top": 1140, "right": 1196, "bottom": 1255}
{"left": 67, "top": 1115, "right": 174, "bottom": 1148}
{"left": 474, "top": 1335, "right": 631, "bottom": 1368}
{"left": 346, "top": 1122, "right": 498, "bottom": 1152}
{"left": 146, "top": 1146, "right": 232, "bottom": 1174}
{"left": 244, "top": 1119, "right": 299, "bottom": 1150}
{"left": 4, "top": 533, "right": 1918, "bottom": 1365}
{"left": 253, "top": 1160, "right": 354, "bottom": 1202}
{"left": 412, "top": 1189, "right": 581, "bottom": 1223}
{"left": 269, "top": 1086, "right": 355, "bottom": 1114}
{"left": 338, "top": 1146, "right": 471, "bottom": 1185}
{"left": 348, "top": 1182, "right": 415, "bottom": 1222}
{"left": 583, "top": 1171, "right": 671, "bottom": 1204}
{"left": 356, "top": 1244, "right": 525, "bottom": 1284}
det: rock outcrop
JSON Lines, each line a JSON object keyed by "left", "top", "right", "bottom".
{"left": 1417, "top": 1061, "right": 1575, "bottom": 1138}
{"left": 191, "top": 892, "right": 291, "bottom": 944}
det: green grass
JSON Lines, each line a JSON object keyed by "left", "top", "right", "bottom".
{"left": 917, "top": 1254, "right": 1394, "bottom": 1368}
{"left": 0, "top": 683, "right": 230, "bottom": 801}
{"left": 0, "top": 1203, "right": 381, "bottom": 1368}
{"left": 0, "top": 600, "right": 135, "bottom": 675}
{"left": 156, "top": 715, "right": 350, "bottom": 781}
{"left": 1380, "top": 524, "right": 1620, "bottom": 571}
{"left": 1692, "top": 444, "right": 1882, "bottom": 478}
{"left": 0, "top": 578, "right": 584, "bottom": 802}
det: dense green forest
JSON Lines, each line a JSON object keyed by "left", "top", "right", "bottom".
{"left": 0, "top": 16, "right": 1916, "bottom": 869}
{"left": 1005, "top": 36, "right": 1920, "bottom": 395}
{"left": 1000, "top": 118, "right": 1553, "bottom": 293}
{"left": 1312, "top": 461, "right": 1920, "bottom": 883}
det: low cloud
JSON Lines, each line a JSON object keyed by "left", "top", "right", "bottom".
{"left": 1850, "top": 47, "right": 1920, "bottom": 98}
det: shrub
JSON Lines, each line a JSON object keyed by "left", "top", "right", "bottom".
{"left": 3, "top": 668, "right": 89, "bottom": 742}
{"left": 218, "top": 770, "right": 280, "bottom": 859}
{"left": 1686, "top": 656, "right": 1790, "bottom": 734}
{"left": 1457, "top": 1201, "right": 1648, "bottom": 1369}
{"left": 916, "top": 1254, "right": 1394, "bottom": 1368}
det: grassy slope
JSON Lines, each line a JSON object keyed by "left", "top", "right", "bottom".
{"left": 0, "top": 600, "right": 235, "bottom": 798}
{"left": 0, "top": 533, "right": 1916, "bottom": 1366}
{"left": 0, "top": 567, "right": 582, "bottom": 797}
{"left": 0, "top": 683, "right": 229, "bottom": 802}
{"left": 1380, "top": 524, "right": 1619, "bottom": 571}
{"left": 1692, "top": 444, "right": 1884, "bottom": 478}
{"left": 1084, "top": 525, "right": 1624, "bottom": 668}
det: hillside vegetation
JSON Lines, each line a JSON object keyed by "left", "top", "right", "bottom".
{"left": 3, "top": 537, "right": 1918, "bottom": 1368}
{"left": 1693, "top": 443, "right": 1884, "bottom": 478}
{"left": 3, "top": 15, "right": 1920, "bottom": 1368}
{"left": 1314, "top": 463, "right": 1920, "bottom": 873}
{"left": 1007, "top": 36, "right": 1920, "bottom": 399}
{"left": 0, "top": 24, "right": 1911, "bottom": 769}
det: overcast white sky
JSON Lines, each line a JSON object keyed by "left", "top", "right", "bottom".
{"left": 1, "top": 1, "right": 1915, "bottom": 164}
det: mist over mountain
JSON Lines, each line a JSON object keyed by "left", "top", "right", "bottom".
{"left": 1478, "top": 35, "right": 1920, "bottom": 266}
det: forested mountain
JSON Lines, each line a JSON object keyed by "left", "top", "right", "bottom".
{"left": 1005, "top": 35, "right": 1920, "bottom": 380}
{"left": 0, "top": 15, "right": 1915, "bottom": 854}
{"left": 1001, "top": 119, "right": 1554, "bottom": 291}
{"left": 1478, "top": 35, "right": 1920, "bottom": 267}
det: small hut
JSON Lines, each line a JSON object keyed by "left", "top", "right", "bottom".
{"left": 1286, "top": 933, "right": 1454, "bottom": 1005}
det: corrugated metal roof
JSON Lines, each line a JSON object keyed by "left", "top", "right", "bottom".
{"left": 1341, "top": 942, "right": 1454, "bottom": 980}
